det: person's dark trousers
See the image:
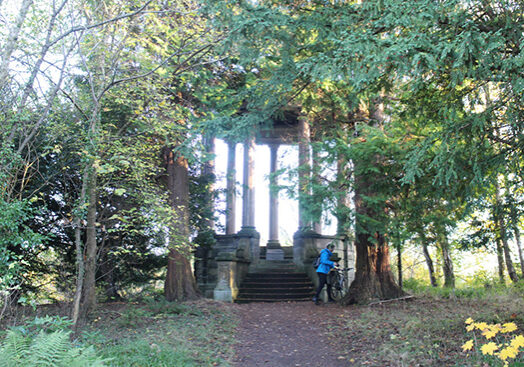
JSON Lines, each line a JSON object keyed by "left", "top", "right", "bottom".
{"left": 314, "top": 272, "right": 333, "bottom": 302}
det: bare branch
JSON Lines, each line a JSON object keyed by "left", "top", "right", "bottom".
{"left": 48, "top": 0, "right": 154, "bottom": 50}
{"left": 0, "top": 0, "right": 33, "bottom": 88}
{"left": 16, "top": 39, "right": 76, "bottom": 155}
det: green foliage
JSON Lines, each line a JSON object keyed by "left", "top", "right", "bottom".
{"left": 89, "top": 301, "right": 236, "bottom": 367}
{"left": 9, "top": 316, "right": 74, "bottom": 336}
{"left": 144, "top": 298, "right": 193, "bottom": 316}
{"left": 115, "top": 307, "right": 153, "bottom": 329}
{"left": 0, "top": 316, "right": 106, "bottom": 366}
{"left": 0, "top": 329, "right": 106, "bottom": 367}
{"left": 0, "top": 196, "right": 48, "bottom": 317}
{"left": 402, "top": 277, "right": 524, "bottom": 300}
{"left": 100, "top": 339, "right": 195, "bottom": 367}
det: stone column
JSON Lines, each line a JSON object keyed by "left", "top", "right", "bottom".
{"left": 225, "top": 141, "right": 236, "bottom": 235}
{"left": 267, "top": 144, "right": 284, "bottom": 260}
{"left": 268, "top": 144, "right": 279, "bottom": 243}
{"left": 241, "top": 137, "right": 256, "bottom": 230}
{"left": 312, "top": 146, "right": 322, "bottom": 234}
{"left": 297, "top": 117, "right": 311, "bottom": 231}
{"left": 239, "top": 137, "right": 260, "bottom": 265}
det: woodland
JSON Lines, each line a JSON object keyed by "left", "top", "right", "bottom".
{"left": 0, "top": 0, "right": 523, "bottom": 366}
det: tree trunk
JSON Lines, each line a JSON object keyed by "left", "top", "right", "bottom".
{"left": 396, "top": 238, "right": 403, "bottom": 289}
{"left": 496, "top": 237, "right": 505, "bottom": 284}
{"left": 345, "top": 229, "right": 404, "bottom": 304}
{"left": 72, "top": 169, "right": 89, "bottom": 326}
{"left": 78, "top": 168, "right": 98, "bottom": 322}
{"left": 418, "top": 230, "right": 437, "bottom": 287}
{"left": 494, "top": 182, "right": 519, "bottom": 282}
{"left": 344, "top": 172, "right": 404, "bottom": 303}
{"left": 501, "top": 222, "right": 519, "bottom": 283}
{"left": 438, "top": 231, "right": 455, "bottom": 288}
{"left": 511, "top": 216, "right": 524, "bottom": 276}
{"left": 495, "top": 185, "right": 519, "bottom": 283}
{"left": 507, "top": 199, "right": 524, "bottom": 276}
{"left": 163, "top": 147, "right": 198, "bottom": 302}
{"left": 343, "top": 97, "right": 403, "bottom": 304}
{"left": 422, "top": 243, "right": 437, "bottom": 287}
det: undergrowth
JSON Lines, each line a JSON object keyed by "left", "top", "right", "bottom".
{"left": 330, "top": 283, "right": 524, "bottom": 366}
{"left": 0, "top": 299, "right": 236, "bottom": 367}
{"left": 0, "top": 316, "right": 106, "bottom": 367}
{"left": 83, "top": 299, "right": 236, "bottom": 366}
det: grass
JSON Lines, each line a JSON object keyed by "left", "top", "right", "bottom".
{"left": 0, "top": 298, "right": 237, "bottom": 367}
{"left": 328, "top": 283, "right": 524, "bottom": 366}
{"left": 80, "top": 299, "right": 237, "bottom": 366}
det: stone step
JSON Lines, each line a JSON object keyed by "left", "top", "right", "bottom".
{"left": 235, "top": 297, "right": 312, "bottom": 304}
{"left": 239, "top": 285, "right": 313, "bottom": 294}
{"left": 240, "top": 282, "right": 312, "bottom": 289}
{"left": 235, "top": 263, "right": 315, "bottom": 303}
{"left": 259, "top": 246, "right": 293, "bottom": 260}
{"left": 236, "top": 292, "right": 314, "bottom": 300}
{"left": 244, "top": 273, "right": 309, "bottom": 280}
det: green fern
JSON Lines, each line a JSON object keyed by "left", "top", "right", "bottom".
{"left": 0, "top": 329, "right": 106, "bottom": 367}
{"left": 0, "top": 330, "right": 29, "bottom": 367}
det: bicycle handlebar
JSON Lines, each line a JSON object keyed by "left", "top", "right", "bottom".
{"left": 332, "top": 267, "right": 353, "bottom": 271}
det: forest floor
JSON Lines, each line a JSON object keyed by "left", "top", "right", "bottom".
{"left": 1, "top": 288, "right": 523, "bottom": 366}
{"left": 231, "top": 301, "right": 349, "bottom": 366}
{"left": 231, "top": 294, "right": 524, "bottom": 367}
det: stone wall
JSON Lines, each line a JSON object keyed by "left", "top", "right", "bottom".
{"left": 195, "top": 230, "right": 260, "bottom": 302}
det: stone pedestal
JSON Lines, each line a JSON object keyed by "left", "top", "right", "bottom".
{"left": 213, "top": 253, "right": 236, "bottom": 302}
{"left": 266, "top": 240, "right": 284, "bottom": 260}
{"left": 212, "top": 245, "right": 252, "bottom": 303}
{"left": 238, "top": 226, "right": 260, "bottom": 265}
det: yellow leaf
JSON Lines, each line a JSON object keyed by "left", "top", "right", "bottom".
{"left": 481, "top": 342, "right": 499, "bottom": 355}
{"left": 501, "top": 323, "right": 518, "bottom": 333}
{"left": 510, "top": 334, "right": 524, "bottom": 348}
{"left": 482, "top": 327, "right": 499, "bottom": 340}
{"left": 497, "top": 345, "right": 519, "bottom": 361}
{"left": 462, "top": 340, "right": 474, "bottom": 351}
{"left": 474, "top": 322, "right": 488, "bottom": 330}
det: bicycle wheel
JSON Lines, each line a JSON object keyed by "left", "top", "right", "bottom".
{"left": 329, "top": 272, "right": 347, "bottom": 301}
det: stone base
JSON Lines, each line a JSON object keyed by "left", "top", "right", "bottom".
{"left": 213, "top": 288, "right": 233, "bottom": 302}
{"left": 266, "top": 248, "right": 284, "bottom": 260}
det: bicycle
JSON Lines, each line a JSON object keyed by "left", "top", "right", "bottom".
{"left": 328, "top": 267, "right": 352, "bottom": 301}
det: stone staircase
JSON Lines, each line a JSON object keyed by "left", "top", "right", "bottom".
{"left": 235, "top": 260, "right": 315, "bottom": 303}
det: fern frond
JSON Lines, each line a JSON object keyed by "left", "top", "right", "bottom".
{"left": 0, "top": 329, "right": 106, "bottom": 367}
{"left": 64, "top": 345, "right": 108, "bottom": 367}
{"left": 27, "top": 330, "right": 70, "bottom": 366}
{"left": 0, "top": 330, "right": 30, "bottom": 367}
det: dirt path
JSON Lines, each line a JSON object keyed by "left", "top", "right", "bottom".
{"left": 231, "top": 302, "right": 353, "bottom": 367}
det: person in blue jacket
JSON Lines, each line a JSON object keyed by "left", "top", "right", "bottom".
{"left": 313, "top": 243, "right": 338, "bottom": 305}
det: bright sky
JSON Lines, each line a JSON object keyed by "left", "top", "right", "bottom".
{"left": 214, "top": 139, "right": 301, "bottom": 246}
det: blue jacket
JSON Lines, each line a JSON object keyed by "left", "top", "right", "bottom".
{"left": 316, "top": 248, "right": 335, "bottom": 274}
